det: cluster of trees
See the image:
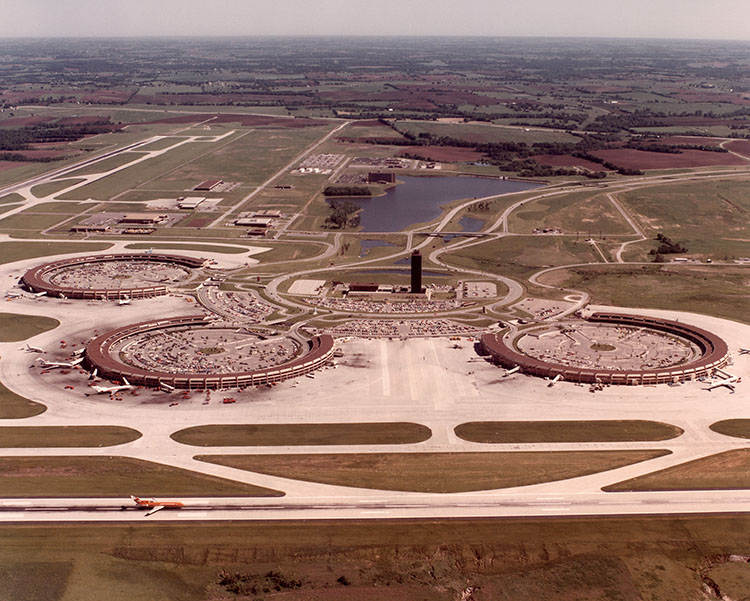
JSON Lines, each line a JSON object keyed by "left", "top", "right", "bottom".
{"left": 324, "top": 199, "right": 361, "bottom": 229}
{"left": 625, "top": 141, "right": 728, "bottom": 154}
{"left": 571, "top": 151, "right": 644, "bottom": 176}
{"left": 587, "top": 110, "right": 663, "bottom": 133}
{"left": 0, "top": 120, "right": 119, "bottom": 152}
{"left": 323, "top": 186, "right": 371, "bottom": 197}
{"left": 353, "top": 121, "right": 649, "bottom": 178}
{"left": 649, "top": 233, "right": 688, "bottom": 261}
{"left": 0, "top": 151, "right": 59, "bottom": 163}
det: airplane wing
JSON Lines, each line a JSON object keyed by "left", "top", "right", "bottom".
{"left": 145, "top": 505, "right": 166, "bottom": 516}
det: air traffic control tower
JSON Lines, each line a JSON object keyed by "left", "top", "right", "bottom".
{"left": 411, "top": 250, "right": 422, "bottom": 293}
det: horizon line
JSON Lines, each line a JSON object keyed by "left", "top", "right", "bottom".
{"left": 0, "top": 34, "right": 748, "bottom": 43}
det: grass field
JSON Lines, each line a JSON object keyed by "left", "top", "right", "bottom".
{"left": 172, "top": 422, "right": 431, "bottom": 447}
{"left": 58, "top": 152, "right": 147, "bottom": 177}
{"left": 706, "top": 562, "right": 750, "bottom": 601}
{"left": 139, "top": 126, "right": 333, "bottom": 191}
{"left": 0, "top": 456, "right": 284, "bottom": 497}
{"left": 621, "top": 236, "right": 750, "bottom": 262}
{"left": 56, "top": 141, "right": 220, "bottom": 200}
{"left": 0, "top": 381, "right": 46, "bottom": 419}
{"left": 709, "top": 419, "right": 750, "bottom": 439}
{"left": 508, "top": 191, "right": 632, "bottom": 235}
{"left": 29, "top": 179, "right": 85, "bottom": 198}
{"left": 0, "top": 426, "right": 141, "bottom": 447}
{"left": 0, "top": 313, "right": 59, "bottom": 342}
{"left": 538, "top": 264, "right": 750, "bottom": 324}
{"left": 0, "top": 241, "right": 111, "bottom": 264}
{"left": 0, "top": 193, "right": 24, "bottom": 204}
{"left": 395, "top": 121, "right": 580, "bottom": 144}
{"left": 0, "top": 212, "right": 73, "bottom": 231}
{"left": 619, "top": 178, "right": 750, "bottom": 240}
{"left": 22, "top": 201, "right": 96, "bottom": 214}
{"left": 603, "top": 449, "right": 750, "bottom": 491}
{"left": 443, "top": 234, "right": 600, "bottom": 282}
{"left": 197, "top": 450, "right": 668, "bottom": 493}
{"left": 134, "top": 137, "right": 188, "bottom": 151}
{"left": 244, "top": 240, "right": 326, "bottom": 264}
{"left": 455, "top": 420, "right": 683, "bottom": 443}
{"left": 3, "top": 514, "right": 750, "bottom": 601}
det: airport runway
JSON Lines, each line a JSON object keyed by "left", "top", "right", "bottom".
{"left": 4, "top": 490, "right": 750, "bottom": 522}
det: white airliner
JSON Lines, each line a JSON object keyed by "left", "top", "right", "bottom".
{"left": 705, "top": 375, "right": 741, "bottom": 392}
{"left": 36, "top": 357, "right": 84, "bottom": 369}
{"left": 23, "top": 344, "right": 44, "bottom": 353}
{"left": 739, "top": 348, "right": 750, "bottom": 355}
{"left": 87, "top": 378, "right": 133, "bottom": 396}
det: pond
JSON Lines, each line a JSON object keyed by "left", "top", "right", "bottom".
{"left": 359, "top": 239, "right": 395, "bottom": 257}
{"left": 337, "top": 175, "right": 542, "bottom": 232}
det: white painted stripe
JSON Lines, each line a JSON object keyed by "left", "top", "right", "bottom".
{"left": 380, "top": 340, "right": 390, "bottom": 396}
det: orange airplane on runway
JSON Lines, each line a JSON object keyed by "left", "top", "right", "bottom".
{"left": 130, "top": 495, "right": 185, "bottom": 516}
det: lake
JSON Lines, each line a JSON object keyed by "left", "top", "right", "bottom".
{"left": 337, "top": 175, "right": 542, "bottom": 232}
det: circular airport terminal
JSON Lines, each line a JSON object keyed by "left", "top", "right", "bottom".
{"left": 481, "top": 312, "right": 729, "bottom": 385}
{"left": 85, "top": 315, "right": 334, "bottom": 390}
{"left": 113, "top": 326, "right": 302, "bottom": 376}
{"left": 21, "top": 253, "right": 206, "bottom": 299}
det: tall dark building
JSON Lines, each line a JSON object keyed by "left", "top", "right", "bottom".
{"left": 410, "top": 250, "right": 422, "bottom": 293}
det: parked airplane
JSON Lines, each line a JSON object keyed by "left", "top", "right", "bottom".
{"left": 117, "top": 297, "right": 131, "bottom": 306}
{"left": 130, "top": 495, "right": 184, "bottom": 516}
{"left": 88, "top": 378, "right": 133, "bottom": 396}
{"left": 739, "top": 348, "right": 750, "bottom": 355}
{"left": 705, "top": 375, "right": 741, "bottom": 392}
{"left": 23, "top": 344, "right": 44, "bottom": 353}
{"left": 36, "top": 357, "right": 83, "bottom": 369}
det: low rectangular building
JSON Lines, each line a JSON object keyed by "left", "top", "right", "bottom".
{"left": 235, "top": 216, "right": 274, "bottom": 227}
{"left": 194, "top": 179, "right": 223, "bottom": 191}
{"left": 120, "top": 213, "right": 164, "bottom": 225}
{"left": 177, "top": 196, "right": 206, "bottom": 209}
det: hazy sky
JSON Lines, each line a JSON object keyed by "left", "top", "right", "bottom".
{"left": 2, "top": 0, "right": 749, "bottom": 40}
